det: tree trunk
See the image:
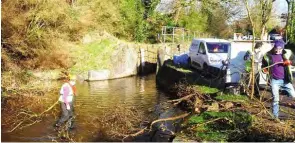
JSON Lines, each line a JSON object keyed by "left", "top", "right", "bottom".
{"left": 290, "top": 0, "right": 295, "bottom": 41}
{"left": 261, "top": 24, "right": 266, "bottom": 40}
{"left": 244, "top": 0, "right": 256, "bottom": 99}
{"left": 286, "top": 0, "right": 291, "bottom": 36}
{"left": 259, "top": 0, "right": 274, "bottom": 40}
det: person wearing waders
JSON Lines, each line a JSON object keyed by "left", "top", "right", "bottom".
{"left": 262, "top": 40, "right": 295, "bottom": 122}
{"left": 55, "top": 73, "right": 77, "bottom": 128}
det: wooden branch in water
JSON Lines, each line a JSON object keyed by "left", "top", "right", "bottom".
{"left": 8, "top": 120, "right": 25, "bottom": 133}
{"left": 122, "top": 112, "right": 190, "bottom": 142}
{"left": 39, "top": 100, "right": 59, "bottom": 116}
{"left": 6, "top": 100, "right": 59, "bottom": 133}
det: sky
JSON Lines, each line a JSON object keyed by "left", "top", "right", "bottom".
{"left": 273, "top": 0, "right": 288, "bottom": 15}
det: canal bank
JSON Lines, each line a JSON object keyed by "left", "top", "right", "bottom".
{"left": 1, "top": 38, "right": 190, "bottom": 142}
{"left": 155, "top": 60, "right": 295, "bottom": 142}
{"left": 2, "top": 47, "right": 295, "bottom": 142}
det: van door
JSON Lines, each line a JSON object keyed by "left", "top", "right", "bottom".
{"left": 195, "top": 42, "right": 207, "bottom": 69}
{"left": 189, "top": 40, "right": 199, "bottom": 68}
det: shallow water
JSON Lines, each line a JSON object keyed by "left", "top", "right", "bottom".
{"left": 2, "top": 74, "right": 173, "bottom": 142}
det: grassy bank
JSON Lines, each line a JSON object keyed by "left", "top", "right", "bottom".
{"left": 156, "top": 61, "right": 295, "bottom": 142}
{"left": 69, "top": 39, "right": 116, "bottom": 74}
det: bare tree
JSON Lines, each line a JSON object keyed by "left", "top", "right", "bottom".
{"left": 243, "top": 0, "right": 256, "bottom": 99}
{"left": 286, "top": 0, "right": 291, "bottom": 30}
{"left": 285, "top": 0, "right": 295, "bottom": 41}
{"left": 259, "top": 0, "right": 275, "bottom": 40}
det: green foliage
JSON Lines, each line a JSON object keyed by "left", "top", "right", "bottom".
{"left": 1, "top": 0, "right": 242, "bottom": 71}
{"left": 119, "top": 0, "right": 147, "bottom": 42}
{"left": 215, "top": 94, "right": 249, "bottom": 102}
{"left": 196, "top": 131, "right": 228, "bottom": 141}
{"left": 188, "top": 115, "right": 205, "bottom": 124}
{"left": 289, "top": 1, "right": 295, "bottom": 43}
{"left": 145, "top": 12, "right": 174, "bottom": 43}
{"left": 198, "top": 86, "right": 219, "bottom": 94}
{"left": 166, "top": 62, "right": 193, "bottom": 73}
{"left": 179, "top": 11, "right": 208, "bottom": 33}
{"left": 202, "top": 1, "right": 233, "bottom": 38}
{"left": 70, "top": 39, "right": 114, "bottom": 73}
{"left": 188, "top": 111, "right": 252, "bottom": 141}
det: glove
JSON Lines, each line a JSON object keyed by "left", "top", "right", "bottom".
{"left": 283, "top": 60, "right": 292, "bottom": 66}
{"left": 262, "top": 68, "right": 269, "bottom": 74}
{"left": 66, "top": 104, "right": 71, "bottom": 110}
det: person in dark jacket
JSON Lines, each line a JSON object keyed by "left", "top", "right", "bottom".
{"left": 262, "top": 40, "right": 295, "bottom": 120}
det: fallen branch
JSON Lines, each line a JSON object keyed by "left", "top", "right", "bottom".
{"left": 6, "top": 100, "right": 59, "bottom": 133}
{"left": 167, "top": 94, "right": 195, "bottom": 105}
{"left": 281, "top": 108, "right": 295, "bottom": 117}
{"left": 122, "top": 112, "right": 190, "bottom": 141}
{"left": 150, "top": 112, "right": 190, "bottom": 127}
{"left": 252, "top": 97, "right": 274, "bottom": 118}
{"left": 196, "top": 117, "right": 224, "bottom": 127}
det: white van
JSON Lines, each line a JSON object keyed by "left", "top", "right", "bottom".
{"left": 188, "top": 38, "right": 231, "bottom": 74}
{"left": 226, "top": 41, "right": 272, "bottom": 85}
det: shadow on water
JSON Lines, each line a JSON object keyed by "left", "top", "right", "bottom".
{"left": 138, "top": 62, "right": 157, "bottom": 76}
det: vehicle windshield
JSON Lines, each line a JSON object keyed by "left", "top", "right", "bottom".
{"left": 206, "top": 42, "right": 230, "bottom": 53}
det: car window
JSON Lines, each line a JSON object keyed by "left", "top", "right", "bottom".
{"left": 190, "top": 42, "right": 198, "bottom": 50}
{"left": 198, "top": 42, "right": 206, "bottom": 54}
{"left": 207, "top": 42, "right": 229, "bottom": 53}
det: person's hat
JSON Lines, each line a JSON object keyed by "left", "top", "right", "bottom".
{"left": 274, "top": 40, "right": 285, "bottom": 49}
{"left": 69, "top": 74, "right": 76, "bottom": 81}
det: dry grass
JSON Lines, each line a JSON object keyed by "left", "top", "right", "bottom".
{"left": 90, "top": 106, "right": 146, "bottom": 140}
{"left": 1, "top": 0, "right": 86, "bottom": 71}
{"left": 1, "top": 93, "right": 60, "bottom": 132}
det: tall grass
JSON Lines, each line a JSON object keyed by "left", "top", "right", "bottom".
{"left": 1, "top": 0, "right": 84, "bottom": 70}
{"left": 1, "top": 0, "right": 147, "bottom": 71}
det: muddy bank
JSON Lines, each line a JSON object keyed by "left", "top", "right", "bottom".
{"left": 156, "top": 60, "right": 225, "bottom": 92}
{"left": 155, "top": 60, "right": 295, "bottom": 142}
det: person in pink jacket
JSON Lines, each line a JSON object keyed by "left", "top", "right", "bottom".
{"left": 55, "top": 73, "right": 76, "bottom": 128}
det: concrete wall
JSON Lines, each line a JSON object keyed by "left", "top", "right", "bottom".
{"left": 87, "top": 42, "right": 190, "bottom": 81}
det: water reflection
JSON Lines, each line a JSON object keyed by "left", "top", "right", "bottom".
{"left": 2, "top": 74, "right": 169, "bottom": 142}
